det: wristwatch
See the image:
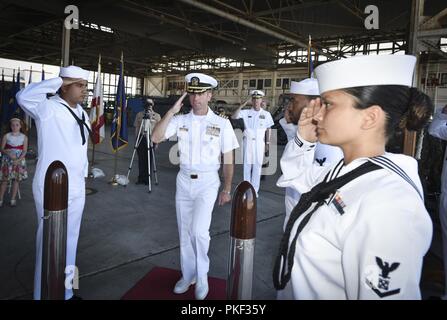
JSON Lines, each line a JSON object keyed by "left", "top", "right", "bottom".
{"left": 221, "top": 190, "right": 231, "bottom": 195}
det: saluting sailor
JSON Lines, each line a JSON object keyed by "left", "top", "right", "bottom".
{"left": 279, "top": 78, "right": 343, "bottom": 231}
{"left": 16, "top": 66, "right": 91, "bottom": 300}
{"left": 274, "top": 55, "right": 433, "bottom": 299}
{"left": 152, "top": 73, "right": 239, "bottom": 300}
{"left": 232, "top": 90, "right": 274, "bottom": 195}
{"left": 428, "top": 103, "right": 447, "bottom": 300}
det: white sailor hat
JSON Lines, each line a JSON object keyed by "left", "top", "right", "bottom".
{"left": 250, "top": 90, "right": 265, "bottom": 98}
{"left": 290, "top": 78, "right": 319, "bottom": 96}
{"left": 314, "top": 54, "right": 416, "bottom": 94}
{"left": 185, "top": 73, "right": 218, "bottom": 93}
{"left": 59, "top": 66, "right": 90, "bottom": 81}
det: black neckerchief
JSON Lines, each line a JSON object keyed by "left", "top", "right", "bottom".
{"left": 273, "top": 161, "right": 382, "bottom": 290}
{"left": 60, "top": 103, "right": 92, "bottom": 145}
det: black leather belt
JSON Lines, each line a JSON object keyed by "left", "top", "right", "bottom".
{"left": 190, "top": 174, "right": 198, "bottom": 179}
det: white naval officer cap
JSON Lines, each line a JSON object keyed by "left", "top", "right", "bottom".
{"left": 59, "top": 65, "right": 90, "bottom": 81}
{"left": 290, "top": 78, "right": 319, "bottom": 96}
{"left": 250, "top": 90, "right": 265, "bottom": 98}
{"left": 314, "top": 54, "right": 416, "bottom": 94}
{"left": 185, "top": 73, "right": 218, "bottom": 93}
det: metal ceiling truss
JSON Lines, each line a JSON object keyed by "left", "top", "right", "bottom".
{"left": 0, "top": 0, "right": 441, "bottom": 77}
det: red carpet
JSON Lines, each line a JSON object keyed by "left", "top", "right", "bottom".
{"left": 122, "top": 267, "right": 227, "bottom": 300}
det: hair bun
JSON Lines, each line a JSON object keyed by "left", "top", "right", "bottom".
{"left": 399, "top": 87, "right": 432, "bottom": 131}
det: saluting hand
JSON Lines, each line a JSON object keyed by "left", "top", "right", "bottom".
{"left": 170, "top": 92, "right": 187, "bottom": 115}
{"left": 298, "top": 98, "right": 322, "bottom": 143}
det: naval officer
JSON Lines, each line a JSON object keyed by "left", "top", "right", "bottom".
{"left": 232, "top": 90, "right": 273, "bottom": 195}
{"left": 152, "top": 72, "right": 239, "bottom": 300}
{"left": 16, "top": 65, "right": 91, "bottom": 300}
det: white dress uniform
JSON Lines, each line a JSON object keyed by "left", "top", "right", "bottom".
{"left": 276, "top": 133, "right": 432, "bottom": 299}
{"left": 16, "top": 67, "right": 90, "bottom": 300}
{"left": 282, "top": 142, "right": 343, "bottom": 230}
{"left": 274, "top": 55, "right": 433, "bottom": 300}
{"left": 279, "top": 117, "right": 296, "bottom": 142}
{"left": 279, "top": 79, "right": 344, "bottom": 231}
{"left": 164, "top": 107, "right": 239, "bottom": 283}
{"left": 236, "top": 91, "right": 274, "bottom": 194}
{"left": 428, "top": 109, "right": 447, "bottom": 299}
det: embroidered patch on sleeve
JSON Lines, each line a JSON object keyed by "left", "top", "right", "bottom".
{"left": 365, "top": 257, "right": 401, "bottom": 298}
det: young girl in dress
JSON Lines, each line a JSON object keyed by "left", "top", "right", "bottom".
{"left": 0, "top": 118, "right": 28, "bottom": 207}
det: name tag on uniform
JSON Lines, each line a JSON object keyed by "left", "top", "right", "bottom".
{"left": 259, "top": 115, "right": 266, "bottom": 119}
{"left": 179, "top": 127, "right": 188, "bottom": 132}
{"left": 248, "top": 116, "right": 252, "bottom": 118}
{"left": 206, "top": 125, "right": 220, "bottom": 137}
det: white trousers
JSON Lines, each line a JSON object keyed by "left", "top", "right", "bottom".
{"left": 175, "top": 170, "right": 220, "bottom": 282}
{"left": 33, "top": 180, "right": 85, "bottom": 300}
{"left": 243, "top": 163, "right": 263, "bottom": 195}
{"left": 440, "top": 192, "right": 447, "bottom": 299}
{"left": 243, "top": 138, "right": 265, "bottom": 194}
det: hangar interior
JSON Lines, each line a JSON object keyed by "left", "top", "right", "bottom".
{"left": 0, "top": 0, "right": 446, "bottom": 300}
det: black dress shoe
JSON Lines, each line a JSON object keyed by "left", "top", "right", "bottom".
{"left": 68, "top": 295, "right": 83, "bottom": 300}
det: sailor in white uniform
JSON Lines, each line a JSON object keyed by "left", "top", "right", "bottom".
{"left": 279, "top": 107, "right": 297, "bottom": 143}
{"left": 274, "top": 54, "right": 433, "bottom": 299}
{"left": 279, "top": 78, "right": 343, "bottom": 231}
{"left": 16, "top": 66, "right": 91, "bottom": 300}
{"left": 152, "top": 73, "right": 239, "bottom": 300}
{"left": 428, "top": 104, "right": 447, "bottom": 300}
{"left": 232, "top": 90, "right": 274, "bottom": 195}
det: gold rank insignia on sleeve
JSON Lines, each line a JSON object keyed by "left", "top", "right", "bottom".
{"left": 218, "top": 113, "right": 228, "bottom": 120}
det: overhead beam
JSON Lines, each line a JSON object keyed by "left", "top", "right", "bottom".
{"left": 253, "top": 0, "right": 337, "bottom": 17}
{"left": 178, "top": 0, "right": 334, "bottom": 58}
{"left": 418, "top": 28, "right": 447, "bottom": 38}
{"left": 421, "top": 40, "right": 447, "bottom": 59}
{"left": 335, "top": 0, "right": 364, "bottom": 22}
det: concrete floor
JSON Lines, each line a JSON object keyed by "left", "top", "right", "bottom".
{"left": 0, "top": 125, "right": 444, "bottom": 300}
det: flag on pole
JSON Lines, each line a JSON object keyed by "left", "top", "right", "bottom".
{"left": 9, "top": 69, "right": 22, "bottom": 120}
{"left": 0, "top": 70, "right": 5, "bottom": 131}
{"left": 90, "top": 55, "right": 105, "bottom": 145}
{"left": 5, "top": 69, "right": 21, "bottom": 123}
{"left": 111, "top": 53, "right": 128, "bottom": 152}
{"left": 28, "top": 66, "right": 32, "bottom": 84}
{"left": 308, "top": 35, "right": 314, "bottom": 78}
{"left": 1, "top": 70, "right": 13, "bottom": 125}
